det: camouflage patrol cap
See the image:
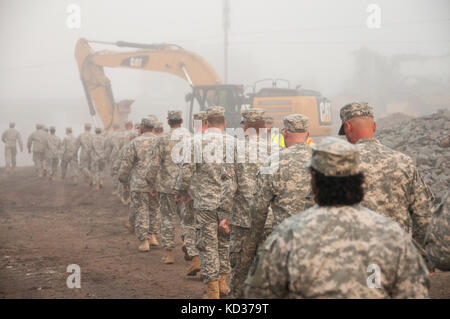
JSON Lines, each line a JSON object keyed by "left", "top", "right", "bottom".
{"left": 125, "top": 121, "right": 133, "bottom": 127}
{"left": 241, "top": 108, "right": 265, "bottom": 124}
{"left": 134, "top": 122, "right": 140, "bottom": 129}
{"left": 49, "top": 126, "right": 56, "bottom": 131}
{"left": 338, "top": 102, "right": 374, "bottom": 135}
{"left": 264, "top": 116, "right": 274, "bottom": 124}
{"left": 42, "top": 125, "right": 48, "bottom": 132}
{"left": 113, "top": 123, "right": 121, "bottom": 129}
{"left": 66, "top": 127, "right": 72, "bottom": 132}
{"left": 306, "top": 136, "right": 360, "bottom": 177}
{"left": 141, "top": 116, "right": 156, "bottom": 128}
{"left": 167, "top": 110, "right": 182, "bottom": 120}
{"left": 9, "top": 122, "right": 15, "bottom": 128}
{"left": 147, "top": 114, "right": 158, "bottom": 122}
{"left": 84, "top": 123, "right": 92, "bottom": 129}
{"left": 95, "top": 127, "right": 102, "bottom": 134}
{"left": 284, "top": 114, "right": 310, "bottom": 133}
{"left": 193, "top": 111, "right": 207, "bottom": 121}
{"left": 206, "top": 106, "right": 225, "bottom": 119}
{"left": 154, "top": 122, "right": 163, "bottom": 130}
{"left": 36, "top": 124, "right": 42, "bottom": 129}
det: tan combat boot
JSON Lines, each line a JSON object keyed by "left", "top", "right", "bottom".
{"left": 182, "top": 242, "right": 192, "bottom": 261}
{"left": 38, "top": 170, "right": 43, "bottom": 178}
{"left": 94, "top": 182, "right": 100, "bottom": 190}
{"left": 123, "top": 220, "right": 134, "bottom": 233}
{"left": 161, "top": 249, "right": 174, "bottom": 264}
{"left": 138, "top": 239, "right": 150, "bottom": 252}
{"left": 73, "top": 176, "right": 78, "bottom": 185}
{"left": 150, "top": 234, "right": 160, "bottom": 247}
{"left": 186, "top": 256, "right": 201, "bottom": 276}
{"left": 219, "top": 274, "right": 229, "bottom": 296}
{"left": 99, "top": 178, "right": 103, "bottom": 188}
{"left": 203, "top": 281, "right": 220, "bottom": 299}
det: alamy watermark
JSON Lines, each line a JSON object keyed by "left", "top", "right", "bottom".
{"left": 66, "top": 264, "right": 81, "bottom": 289}
{"left": 367, "top": 264, "right": 381, "bottom": 288}
{"left": 66, "top": 3, "right": 81, "bottom": 29}
{"left": 366, "top": 4, "right": 381, "bottom": 29}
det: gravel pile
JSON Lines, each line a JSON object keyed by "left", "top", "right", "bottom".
{"left": 375, "top": 108, "right": 450, "bottom": 202}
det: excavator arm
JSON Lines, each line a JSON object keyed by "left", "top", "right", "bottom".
{"left": 74, "top": 38, "right": 222, "bottom": 129}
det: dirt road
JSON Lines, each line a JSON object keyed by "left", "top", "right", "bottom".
{"left": 0, "top": 167, "right": 449, "bottom": 299}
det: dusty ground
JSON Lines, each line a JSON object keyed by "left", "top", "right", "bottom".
{"left": 0, "top": 167, "right": 449, "bottom": 299}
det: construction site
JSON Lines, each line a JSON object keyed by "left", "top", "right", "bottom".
{"left": 1, "top": 0, "right": 449, "bottom": 302}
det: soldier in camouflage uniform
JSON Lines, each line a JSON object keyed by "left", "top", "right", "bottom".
{"left": 146, "top": 110, "right": 190, "bottom": 264}
{"left": 175, "top": 112, "right": 207, "bottom": 277}
{"left": 41, "top": 126, "right": 50, "bottom": 177}
{"left": 244, "top": 137, "right": 430, "bottom": 298}
{"left": 105, "top": 123, "right": 122, "bottom": 195}
{"left": 77, "top": 123, "right": 93, "bottom": 186}
{"left": 219, "top": 108, "right": 273, "bottom": 298}
{"left": 154, "top": 121, "right": 164, "bottom": 136}
{"left": 339, "top": 102, "right": 434, "bottom": 262}
{"left": 117, "top": 121, "right": 138, "bottom": 205}
{"left": 177, "top": 106, "right": 233, "bottom": 299}
{"left": 425, "top": 192, "right": 450, "bottom": 271}
{"left": 61, "top": 127, "right": 79, "bottom": 184}
{"left": 119, "top": 117, "right": 161, "bottom": 251}
{"left": 27, "top": 124, "right": 48, "bottom": 177}
{"left": 46, "top": 126, "right": 61, "bottom": 181}
{"left": 90, "top": 128, "right": 106, "bottom": 190}
{"left": 1, "top": 122, "right": 23, "bottom": 172}
{"left": 247, "top": 114, "right": 314, "bottom": 268}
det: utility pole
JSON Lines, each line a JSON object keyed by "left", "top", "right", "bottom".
{"left": 223, "top": 0, "right": 230, "bottom": 84}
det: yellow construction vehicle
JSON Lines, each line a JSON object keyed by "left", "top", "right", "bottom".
{"left": 74, "top": 38, "right": 332, "bottom": 135}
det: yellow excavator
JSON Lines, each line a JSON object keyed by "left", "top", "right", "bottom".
{"left": 74, "top": 38, "right": 332, "bottom": 135}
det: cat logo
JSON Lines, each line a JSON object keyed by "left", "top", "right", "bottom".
{"left": 318, "top": 101, "right": 331, "bottom": 124}
{"left": 120, "top": 56, "right": 149, "bottom": 68}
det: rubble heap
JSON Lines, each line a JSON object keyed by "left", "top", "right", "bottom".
{"left": 376, "top": 113, "right": 415, "bottom": 131}
{"left": 375, "top": 109, "right": 450, "bottom": 202}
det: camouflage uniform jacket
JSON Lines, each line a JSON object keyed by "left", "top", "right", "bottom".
{"left": 146, "top": 127, "right": 190, "bottom": 194}
{"left": 46, "top": 134, "right": 61, "bottom": 159}
{"left": 61, "top": 135, "right": 78, "bottom": 160}
{"left": 250, "top": 142, "right": 313, "bottom": 243}
{"left": 356, "top": 138, "right": 434, "bottom": 246}
{"left": 176, "top": 129, "right": 235, "bottom": 219}
{"left": 105, "top": 131, "right": 122, "bottom": 162}
{"left": 27, "top": 129, "right": 48, "bottom": 153}
{"left": 424, "top": 193, "right": 450, "bottom": 271}
{"left": 244, "top": 204, "right": 430, "bottom": 299}
{"left": 2, "top": 128, "right": 23, "bottom": 150}
{"left": 90, "top": 135, "right": 106, "bottom": 162}
{"left": 76, "top": 131, "right": 93, "bottom": 157}
{"left": 223, "top": 135, "right": 272, "bottom": 228}
{"left": 119, "top": 132, "right": 158, "bottom": 192}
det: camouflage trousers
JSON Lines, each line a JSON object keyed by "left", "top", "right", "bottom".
{"left": 79, "top": 152, "right": 92, "bottom": 182}
{"left": 118, "top": 183, "right": 130, "bottom": 202}
{"left": 130, "top": 192, "right": 161, "bottom": 241}
{"left": 183, "top": 200, "right": 199, "bottom": 257}
{"left": 91, "top": 159, "right": 105, "bottom": 186}
{"left": 4, "top": 146, "right": 17, "bottom": 168}
{"left": 32, "top": 151, "right": 45, "bottom": 174}
{"left": 159, "top": 193, "right": 183, "bottom": 250}
{"left": 47, "top": 157, "right": 59, "bottom": 177}
{"left": 229, "top": 225, "right": 254, "bottom": 298}
{"left": 61, "top": 157, "right": 78, "bottom": 178}
{"left": 195, "top": 209, "right": 231, "bottom": 283}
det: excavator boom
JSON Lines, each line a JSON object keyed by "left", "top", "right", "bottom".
{"left": 74, "top": 38, "right": 222, "bottom": 129}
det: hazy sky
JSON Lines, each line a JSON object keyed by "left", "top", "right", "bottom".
{"left": 0, "top": 0, "right": 449, "bottom": 100}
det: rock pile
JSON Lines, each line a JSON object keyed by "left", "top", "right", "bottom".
{"left": 375, "top": 109, "right": 450, "bottom": 202}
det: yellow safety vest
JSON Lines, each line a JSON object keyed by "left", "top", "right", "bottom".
{"left": 271, "top": 132, "right": 286, "bottom": 148}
